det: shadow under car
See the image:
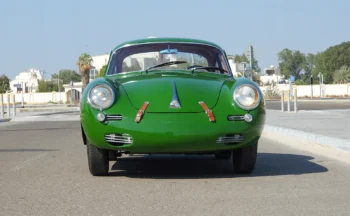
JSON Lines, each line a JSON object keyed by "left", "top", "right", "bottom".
{"left": 107, "top": 152, "right": 328, "bottom": 179}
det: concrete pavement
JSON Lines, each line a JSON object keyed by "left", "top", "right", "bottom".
{"left": 1, "top": 121, "right": 350, "bottom": 216}
{"left": 265, "top": 109, "right": 350, "bottom": 152}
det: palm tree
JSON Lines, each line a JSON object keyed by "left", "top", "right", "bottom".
{"left": 77, "top": 53, "right": 93, "bottom": 92}
{"left": 333, "top": 66, "right": 350, "bottom": 84}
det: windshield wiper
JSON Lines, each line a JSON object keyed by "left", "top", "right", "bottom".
{"left": 145, "top": 61, "right": 187, "bottom": 73}
{"left": 190, "top": 66, "right": 228, "bottom": 74}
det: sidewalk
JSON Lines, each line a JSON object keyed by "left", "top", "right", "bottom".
{"left": 3, "top": 110, "right": 80, "bottom": 122}
{"left": 264, "top": 109, "right": 350, "bottom": 151}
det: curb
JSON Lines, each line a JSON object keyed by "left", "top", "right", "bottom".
{"left": 0, "top": 118, "right": 12, "bottom": 123}
{"left": 265, "top": 99, "right": 350, "bottom": 102}
{"left": 18, "top": 107, "right": 80, "bottom": 112}
{"left": 264, "top": 125, "right": 350, "bottom": 152}
{"left": 9, "top": 116, "right": 80, "bottom": 122}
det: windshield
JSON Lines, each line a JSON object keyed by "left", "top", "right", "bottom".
{"left": 106, "top": 42, "right": 231, "bottom": 75}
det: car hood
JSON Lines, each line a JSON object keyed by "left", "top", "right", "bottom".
{"left": 110, "top": 72, "right": 229, "bottom": 113}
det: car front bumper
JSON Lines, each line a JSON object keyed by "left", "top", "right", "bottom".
{"left": 81, "top": 108, "right": 265, "bottom": 153}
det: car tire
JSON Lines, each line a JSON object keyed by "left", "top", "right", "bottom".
{"left": 214, "top": 151, "right": 231, "bottom": 159}
{"left": 232, "top": 141, "right": 258, "bottom": 174}
{"left": 87, "top": 141, "right": 109, "bottom": 176}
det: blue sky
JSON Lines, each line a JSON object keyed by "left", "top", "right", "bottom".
{"left": 1, "top": 0, "right": 349, "bottom": 80}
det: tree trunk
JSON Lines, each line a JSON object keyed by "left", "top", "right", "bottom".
{"left": 81, "top": 69, "right": 90, "bottom": 93}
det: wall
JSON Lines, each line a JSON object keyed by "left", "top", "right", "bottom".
{"left": 260, "top": 83, "right": 350, "bottom": 98}
{"left": 0, "top": 92, "right": 67, "bottom": 104}
{"left": 2, "top": 84, "right": 349, "bottom": 104}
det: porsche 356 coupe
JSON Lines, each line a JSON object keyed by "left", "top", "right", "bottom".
{"left": 80, "top": 37, "right": 266, "bottom": 176}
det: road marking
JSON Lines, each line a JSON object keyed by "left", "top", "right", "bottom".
{"left": 10, "top": 153, "right": 48, "bottom": 172}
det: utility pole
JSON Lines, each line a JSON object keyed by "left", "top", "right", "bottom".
{"left": 246, "top": 45, "right": 254, "bottom": 69}
{"left": 42, "top": 70, "right": 48, "bottom": 80}
{"left": 21, "top": 81, "right": 24, "bottom": 108}
{"left": 249, "top": 45, "right": 253, "bottom": 68}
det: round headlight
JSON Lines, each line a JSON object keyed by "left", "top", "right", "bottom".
{"left": 88, "top": 84, "right": 115, "bottom": 110}
{"left": 233, "top": 84, "right": 260, "bottom": 110}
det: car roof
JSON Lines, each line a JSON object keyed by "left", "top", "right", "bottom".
{"left": 111, "top": 37, "right": 224, "bottom": 52}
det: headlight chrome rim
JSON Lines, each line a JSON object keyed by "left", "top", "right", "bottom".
{"left": 233, "top": 84, "right": 260, "bottom": 110}
{"left": 87, "top": 84, "right": 115, "bottom": 110}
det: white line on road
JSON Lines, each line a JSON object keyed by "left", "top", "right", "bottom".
{"left": 10, "top": 153, "right": 48, "bottom": 172}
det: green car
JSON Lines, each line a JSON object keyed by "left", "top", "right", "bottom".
{"left": 80, "top": 37, "right": 266, "bottom": 176}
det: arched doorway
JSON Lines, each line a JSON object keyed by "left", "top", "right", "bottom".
{"left": 66, "top": 89, "right": 81, "bottom": 104}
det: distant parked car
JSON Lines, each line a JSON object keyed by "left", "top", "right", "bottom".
{"left": 80, "top": 37, "right": 266, "bottom": 176}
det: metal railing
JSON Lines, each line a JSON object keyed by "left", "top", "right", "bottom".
{"left": 0, "top": 94, "right": 17, "bottom": 119}
{"left": 281, "top": 88, "right": 298, "bottom": 113}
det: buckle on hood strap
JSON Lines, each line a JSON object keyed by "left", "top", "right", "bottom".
{"left": 199, "top": 101, "right": 215, "bottom": 122}
{"left": 135, "top": 102, "right": 149, "bottom": 123}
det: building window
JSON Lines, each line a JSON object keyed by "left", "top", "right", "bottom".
{"left": 90, "top": 68, "right": 97, "bottom": 80}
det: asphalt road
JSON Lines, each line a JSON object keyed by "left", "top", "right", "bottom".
{"left": 1, "top": 121, "right": 350, "bottom": 216}
{"left": 266, "top": 99, "right": 350, "bottom": 110}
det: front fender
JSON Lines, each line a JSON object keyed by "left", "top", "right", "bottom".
{"left": 80, "top": 78, "right": 138, "bottom": 144}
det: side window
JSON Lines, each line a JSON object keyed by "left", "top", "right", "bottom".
{"left": 219, "top": 53, "right": 229, "bottom": 74}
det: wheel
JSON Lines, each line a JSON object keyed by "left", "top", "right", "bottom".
{"left": 87, "top": 141, "right": 109, "bottom": 176}
{"left": 232, "top": 141, "right": 258, "bottom": 174}
{"left": 214, "top": 151, "right": 231, "bottom": 159}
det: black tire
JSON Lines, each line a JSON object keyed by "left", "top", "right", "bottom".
{"left": 87, "top": 141, "right": 109, "bottom": 176}
{"left": 232, "top": 141, "right": 258, "bottom": 174}
{"left": 214, "top": 151, "right": 231, "bottom": 160}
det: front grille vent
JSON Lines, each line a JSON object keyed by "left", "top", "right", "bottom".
{"left": 227, "top": 115, "right": 244, "bottom": 121}
{"left": 105, "top": 114, "right": 122, "bottom": 121}
{"left": 216, "top": 134, "right": 244, "bottom": 145}
{"left": 105, "top": 133, "right": 132, "bottom": 146}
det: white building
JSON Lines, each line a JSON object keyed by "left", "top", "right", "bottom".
{"left": 10, "top": 68, "right": 44, "bottom": 93}
{"left": 260, "top": 65, "right": 283, "bottom": 85}
{"left": 227, "top": 55, "right": 254, "bottom": 77}
{"left": 227, "top": 56, "right": 240, "bottom": 77}
{"left": 90, "top": 54, "right": 110, "bottom": 79}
